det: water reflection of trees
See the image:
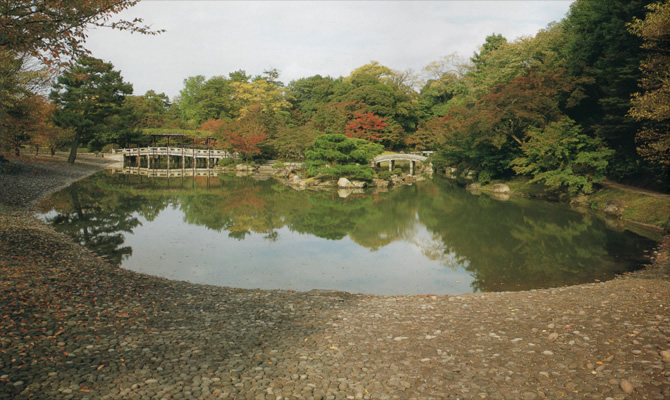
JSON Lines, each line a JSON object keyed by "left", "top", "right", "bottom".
{"left": 38, "top": 175, "right": 145, "bottom": 265}
{"left": 37, "top": 172, "right": 654, "bottom": 291}
{"left": 417, "top": 179, "right": 652, "bottom": 292}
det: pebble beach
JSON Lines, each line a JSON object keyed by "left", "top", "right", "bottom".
{"left": 1, "top": 154, "right": 669, "bottom": 400}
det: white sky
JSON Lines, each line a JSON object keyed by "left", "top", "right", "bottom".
{"left": 84, "top": 0, "right": 574, "bottom": 100}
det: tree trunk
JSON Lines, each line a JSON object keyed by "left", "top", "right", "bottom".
{"left": 68, "top": 133, "right": 80, "bottom": 164}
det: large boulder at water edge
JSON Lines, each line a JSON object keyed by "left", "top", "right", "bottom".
{"left": 373, "top": 179, "right": 389, "bottom": 189}
{"left": 492, "top": 184, "right": 510, "bottom": 194}
{"left": 290, "top": 175, "right": 306, "bottom": 189}
{"left": 338, "top": 177, "right": 353, "bottom": 188}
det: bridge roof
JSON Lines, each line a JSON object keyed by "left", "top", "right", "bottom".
{"left": 372, "top": 154, "right": 428, "bottom": 162}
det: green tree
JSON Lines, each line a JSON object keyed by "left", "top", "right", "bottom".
{"left": 311, "top": 101, "right": 366, "bottom": 135}
{"left": 50, "top": 56, "right": 134, "bottom": 163}
{"left": 177, "top": 75, "right": 239, "bottom": 126}
{"left": 336, "top": 61, "right": 419, "bottom": 137}
{"left": 128, "top": 90, "right": 179, "bottom": 129}
{"left": 305, "top": 133, "right": 383, "bottom": 180}
{"left": 287, "top": 75, "right": 336, "bottom": 119}
{"left": 562, "top": 0, "right": 654, "bottom": 181}
{"left": 470, "top": 33, "right": 508, "bottom": 69}
{"left": 511, "top": 117, "right": 613, "bottom": 195}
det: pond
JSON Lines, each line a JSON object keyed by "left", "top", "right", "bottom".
{"left": 36, "top": 170, "right": 657, "bottom": 295}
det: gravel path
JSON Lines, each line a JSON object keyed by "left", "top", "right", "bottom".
{"left": 1, "top": 156, "right": 669, "bottom": 400}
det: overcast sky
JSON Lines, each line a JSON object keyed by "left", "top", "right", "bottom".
{"left": 84, "top": 1, "right": 574, "bottom": 99}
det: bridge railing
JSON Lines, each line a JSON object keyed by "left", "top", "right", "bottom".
{"left": 122, "top": 147, "right": 231, "bottom": 158}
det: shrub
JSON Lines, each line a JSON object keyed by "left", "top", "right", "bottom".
{"left": 477, "top": 170, "right": 493, "bottom": 184}
{"left": 511, "top": 117, "right": 613, "bottom": 195}
{"left": 318, "top": 164, "right": 375, "bottom": 180}
{"left": 272, "top": 162, "right": 286, "bottom": 169}
{"left": 101, "top": 144, "right": 117, "bottom": 153}
{"left": 377, "top": 170, "right": 392, "bottom": 180}
{"left": 218, "top": 158, "right": 236, "bottom": 167}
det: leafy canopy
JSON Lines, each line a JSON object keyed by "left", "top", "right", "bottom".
{"left": 305, "top": 134, "right": 383, "bottom": 180}
{"left": 0, "top": 0, "right": 163, "bottom": 66}
{"left": 511, "top": 117, "right": 613, "bottom": 195}
{"left": 50, "top": 56, "right": 136, "bottom": 162}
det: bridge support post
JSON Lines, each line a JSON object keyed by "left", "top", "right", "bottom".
{"left": 389, "top": 160, "right": 395, "bottom": 172}
{"left": 410, "top": 161, "right": 415, "bottom": 176}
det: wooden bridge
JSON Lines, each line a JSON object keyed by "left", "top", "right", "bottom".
{"left": 370, "top": 153, "right": 431, "bottom": 175}
{"left": 122, "top": 147, "right": 231, "bottom": 170}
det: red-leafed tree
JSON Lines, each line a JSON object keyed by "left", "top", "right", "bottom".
{"left": 221, "top": 104, "right": 269, "bottom": 160}
{"left": 200, "top": 119, "right": 225, "bottom": 134}
{"left": 344, "top": 111, "right": 388, "bottom": 142}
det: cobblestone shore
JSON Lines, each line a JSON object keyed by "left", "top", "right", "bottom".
{"left": 1, "top": 155, "right": 669, "bottom": 400}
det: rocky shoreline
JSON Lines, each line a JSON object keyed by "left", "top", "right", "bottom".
{"left": 1, "top": 155, "right": 669, "bottom": 400}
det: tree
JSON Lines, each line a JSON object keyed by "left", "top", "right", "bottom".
{"left": 230, "top": 76, "right": 291, "bottom": 119}
{"left": 287, "top": 75, "right": 336, "bottom": 119}
{"left": 93, "top": 100, "right": 143, "bottom": 149}
{"left": 30, "top": 101, "right": 73, "bottom": 156}
{"left": 268, "top": 122, "right": 320, "bottom": 160}
{"left": 5, "top": 95, "right": 73, "bottom": 156}
{"left": 406, "top": 115, "right": 451, "bottom": 151}
{"left": 128, "top": 90, "right": 175, "bottom": 128}
{"left": 344, "top": 112, "right": 389, "bottom": 142}
{"left": 471, "top": 33, "right": 508, "bottom": 69}
{"left": 337, "top": 61, "right": 419, "bottom": 134}
{"left": 200, "top": 119, "right": 226, "bottom": 134}
{"left": 220, "top": 104, "right": 269, "bottom": 161}
{"left": 0, "top": 0, "right": 163, "bottom": 66}
{"left": 305, "top": 133, "right": 383, "bottom": 180}
{"left": 511, "top": 117, "right": 613, "bottom": 195}
{"left": 562, "top": 0, "right": 654, "bottom": 181}
{"left": 177, "top": 75, "right": 238, "bottom": 126}
{"left": 3, "top": 94, "right": 39, "bottom": 156}
{"left": 628, "top": 0, "right": 670, "bottom": 166}
{"left": 311, "top": 101, "right": 366, "bottom": 135}
{"left": 50, "top": 56, "right": 134, "bottom": 163}
{"left": 0, "top": 50, "right": 53, "bottom": 156}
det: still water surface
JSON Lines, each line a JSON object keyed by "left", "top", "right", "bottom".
{"left": 36, "top": 171, "right": 656, "bottom": 295}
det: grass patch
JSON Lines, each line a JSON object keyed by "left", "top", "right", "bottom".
{"left": 586, "top": 187, "right": 670, "bottom": 230}
{"left": 481, "top": 176, "right": 669, "bottom": 230}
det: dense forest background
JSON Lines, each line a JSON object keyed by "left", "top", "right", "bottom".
{"left": 2, "top": 0, "right": 668, "bottom": 193}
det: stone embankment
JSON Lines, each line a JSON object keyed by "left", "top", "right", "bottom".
{"left": 1, "top": 154, "right": 669, "bottom": 400}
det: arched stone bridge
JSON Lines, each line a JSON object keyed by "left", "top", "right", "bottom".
{"left": 370, "top": 153, "right": 430, "bottom": 175}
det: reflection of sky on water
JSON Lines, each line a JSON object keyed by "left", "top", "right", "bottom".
{"left": 125, "top": 207, "right": 475, "bottom": 295}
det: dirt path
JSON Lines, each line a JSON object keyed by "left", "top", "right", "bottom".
{"left": 601, "top": 179, "right": 670, "bottom": 200}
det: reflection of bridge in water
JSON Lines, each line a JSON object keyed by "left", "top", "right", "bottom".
{"left": 110, "top": 167, "right": 221, "bottom": 178}
{"left": 370, "top": 152, "right": 432, "bottom": 175}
